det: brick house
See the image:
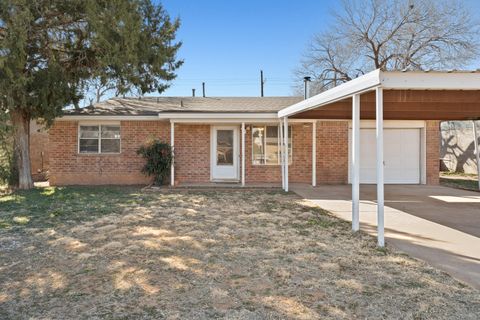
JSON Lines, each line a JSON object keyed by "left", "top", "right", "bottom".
{"left": 47, "top": 70, "right": 480, "bottom": 189}
{"left": 47, "top": 96, "right": 439, "bottom": 187}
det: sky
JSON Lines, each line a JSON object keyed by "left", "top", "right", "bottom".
{"left": 156, "top": 0, "right": 480, "bottom": 98}
{"left": 159, "top": 0, "right": 341, "bottom": 97}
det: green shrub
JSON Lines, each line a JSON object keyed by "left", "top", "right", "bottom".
{"left": 137, "top": 140, "right": 173, "bottom": 185}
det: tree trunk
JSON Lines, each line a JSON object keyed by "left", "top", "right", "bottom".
{"left": 11, "top": 109, "right": 33, "bottom": 189}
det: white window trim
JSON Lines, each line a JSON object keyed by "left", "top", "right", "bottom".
{"left": 252, "top": 124, "right": 292, "bottom": 166}
{"left": 78, "top": 122, "right": 121, "bottom": 155}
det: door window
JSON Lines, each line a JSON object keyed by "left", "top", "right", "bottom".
{"left": 216, "top": 130, "right": 234, "bottom": 165}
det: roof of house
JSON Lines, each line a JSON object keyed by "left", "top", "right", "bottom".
{"left": 65, "top": 96, "right": 303, "bottom": 116}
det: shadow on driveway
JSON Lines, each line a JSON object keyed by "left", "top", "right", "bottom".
{"left": 292, "top": 184, "right": 480, "bottom": 290}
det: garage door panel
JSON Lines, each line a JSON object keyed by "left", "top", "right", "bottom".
{"left": 350, "top": 128, "right": 421, "bottom": 184}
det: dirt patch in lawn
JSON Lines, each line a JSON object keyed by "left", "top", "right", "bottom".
{"left": 0, "top": 187, "right": 479, "bottom": 319}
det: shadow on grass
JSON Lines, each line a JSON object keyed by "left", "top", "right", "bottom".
{"left": 0, "top": 186, "right": 150, "bottom": 229}
{"left": 440, "top": 177, "right": 479, "bottom": 192}
{"left": 0, "top": 189, "right": 478, "bottom": 319}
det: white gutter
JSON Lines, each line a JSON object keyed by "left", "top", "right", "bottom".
{"left": 158, "top": 112, "right": 278, "bottom": 119}
{"left": 381, "top": 71, "right": 480, "bottom": 90}
{"left": 58, "top": 112, "right": 281, "bottom": 122}
{"left": 58, "top": 115, "right": 160, "bottom": 121}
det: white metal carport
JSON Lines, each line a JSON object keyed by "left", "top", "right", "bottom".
{"left": 278, "top": 69, "right": 480, "bottom": 247}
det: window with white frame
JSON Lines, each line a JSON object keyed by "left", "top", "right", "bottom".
{"left": 252, "top": 125, "right": 292, "bottom": 165}
{"left": 79, "top": 124, "right": 121, "bottom": 154}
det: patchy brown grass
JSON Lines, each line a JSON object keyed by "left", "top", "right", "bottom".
{"left": 0, "top": 187, "right": 478, "bottom": 319}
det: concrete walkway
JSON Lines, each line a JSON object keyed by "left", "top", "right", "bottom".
{"left": 292, "top": 184, "right": 480, "bottom": 290}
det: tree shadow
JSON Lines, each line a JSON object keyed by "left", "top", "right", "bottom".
{"left": 441, "top": 125, "right": 479, "bottom": 173}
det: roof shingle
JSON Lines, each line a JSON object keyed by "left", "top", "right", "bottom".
{"left": 65, "top": 96, "right": 303, "bottom": 116}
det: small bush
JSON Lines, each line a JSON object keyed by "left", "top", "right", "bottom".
{"left": 137, "top": 140, "right": 173, "bottom": 185}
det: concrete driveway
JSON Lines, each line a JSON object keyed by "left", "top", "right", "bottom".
{"left": 292, "top": 184, "right": 480, "bottom": 290}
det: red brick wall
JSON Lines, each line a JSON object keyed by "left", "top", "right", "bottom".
{"left": 316, "top": 121, "right": 349, "bottom": 184}
{"left": 48, "top": 119, "right": 440, "bottom": 186}
{"left": 49, "top": 120, "right": 169, "bottom": 185}
{"left": 174, "top": 124, "right": 210, "bottom": 184}
{"left": 244, "top": 123, "right": 312, "bottom": 184}
{"left": 426, "top": 120, "right": 440, "bottom": 185}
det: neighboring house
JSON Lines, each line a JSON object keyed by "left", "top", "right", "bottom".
{"left": 46, "top": 70, "right": 480, "bottom": 187}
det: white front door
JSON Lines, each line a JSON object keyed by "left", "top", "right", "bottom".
{"left": 211, "top": 126, "right": 239, "bottom": 181}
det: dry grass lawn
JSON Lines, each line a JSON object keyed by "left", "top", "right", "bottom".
{"left": 0, "top": 186, "right": 479, "bottom": 319}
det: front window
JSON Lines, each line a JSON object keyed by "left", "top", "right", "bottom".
{"left": 252, "top": 125, "right": 292, "bottom": 165}
{"left": 79, "top": 124, "right": 121, "bottom": 154}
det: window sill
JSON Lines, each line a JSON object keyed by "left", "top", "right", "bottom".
{"left": 251, "top": 163, "right": 292, "bottom": 166}
{"left": 77, "top": 153, "right": 122, "bottom": 156}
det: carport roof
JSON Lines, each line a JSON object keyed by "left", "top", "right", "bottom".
{"left": 278, "top": 69, "right": 480, "bottom": 120}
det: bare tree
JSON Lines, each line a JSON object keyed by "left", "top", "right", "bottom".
{"left": 84, "top": 78, "right": 118, "bottom": 106}
{"left": 296, "top": 0, "right": 479, "bottom": 95}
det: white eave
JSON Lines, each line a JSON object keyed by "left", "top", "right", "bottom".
{"left": 58, "top": 115, "right": 160, "bottom": 121}
{"left": 278, "top": 69, "right": 480, "bottom": 118}
{"left": 159, "top": 112, "right": 283, "bottom": 123}
{"left": 58, "top": 112, "right": 280, "bottom": 122}
{"left": 157, "top": 112, "right": 278, "bottom": 119}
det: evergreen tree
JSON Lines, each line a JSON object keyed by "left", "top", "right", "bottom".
{"left": 0, "top": 0, "right": 182, "bottom": 189}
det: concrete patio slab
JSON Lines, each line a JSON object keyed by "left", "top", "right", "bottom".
{"left": 292, "top": 184, "right": 480, "bottom": 290}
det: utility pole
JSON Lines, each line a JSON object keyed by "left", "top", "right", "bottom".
{"left": 303, "top": 76, "right": 311, "bottom": 99}
{"left": 192, "top": 88, "right": 196, "bottom": 97}
{"left": 260, "top": 70, "right": 265, "bottom": 97}
{"left": 202, "top": 82, "right": 206, "bottom": 97}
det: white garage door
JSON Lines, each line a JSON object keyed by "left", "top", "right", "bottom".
{"left": 351, "top": 128, "right": 421, "bottom": 184}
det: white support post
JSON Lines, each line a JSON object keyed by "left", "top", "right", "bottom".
{"left": 312, "top": 121, "right": 317, "bottom": 187}
{"left": 170, "top": 121, "right": 175, "bottom": 187}
{"left": 352, "top": 94, "right": 360, "bottom": 232}
{"left": 473, "top": 120, "right": 480, "bottom": 190}
{"left": 280, "top": 121, "right": 285, "bottom": 189}
{"left": 284, "top": 117, "right": 289, "bottom": 192}
{"left": 376, "top": 87, "right": 385, "bottom": 247}
{"left": 241, "top": 122, "right": 246, "bottom": 187}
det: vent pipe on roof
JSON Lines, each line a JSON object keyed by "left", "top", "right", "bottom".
{"left": 260, "top": 70, "right": 265, "bottom": 97}
{"left": 192, "top": 89, "right": 196, "bottom": 97}
{"left": 303, "top": 76, "right": 311, "bottom": 99}
{"left": 202, "top": 82, "right": 206, "bottom": 97}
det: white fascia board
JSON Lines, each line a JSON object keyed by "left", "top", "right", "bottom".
{"left": 58, "top": 115, "right": 160, "bottom": 121}
{"left": 170, "top": 118, "right": 317, "bottom": 124}
{"left": 170, "top": 118, "right": 279, "bottom": 124}
{"left": 380, "top": 71, "right": 480, "bottom": 90}
{"left": 158, "top": 112, "right": 278, "bottom": 119}
{"left": 278, "top": 69, "right": 382, "bottom": 118}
